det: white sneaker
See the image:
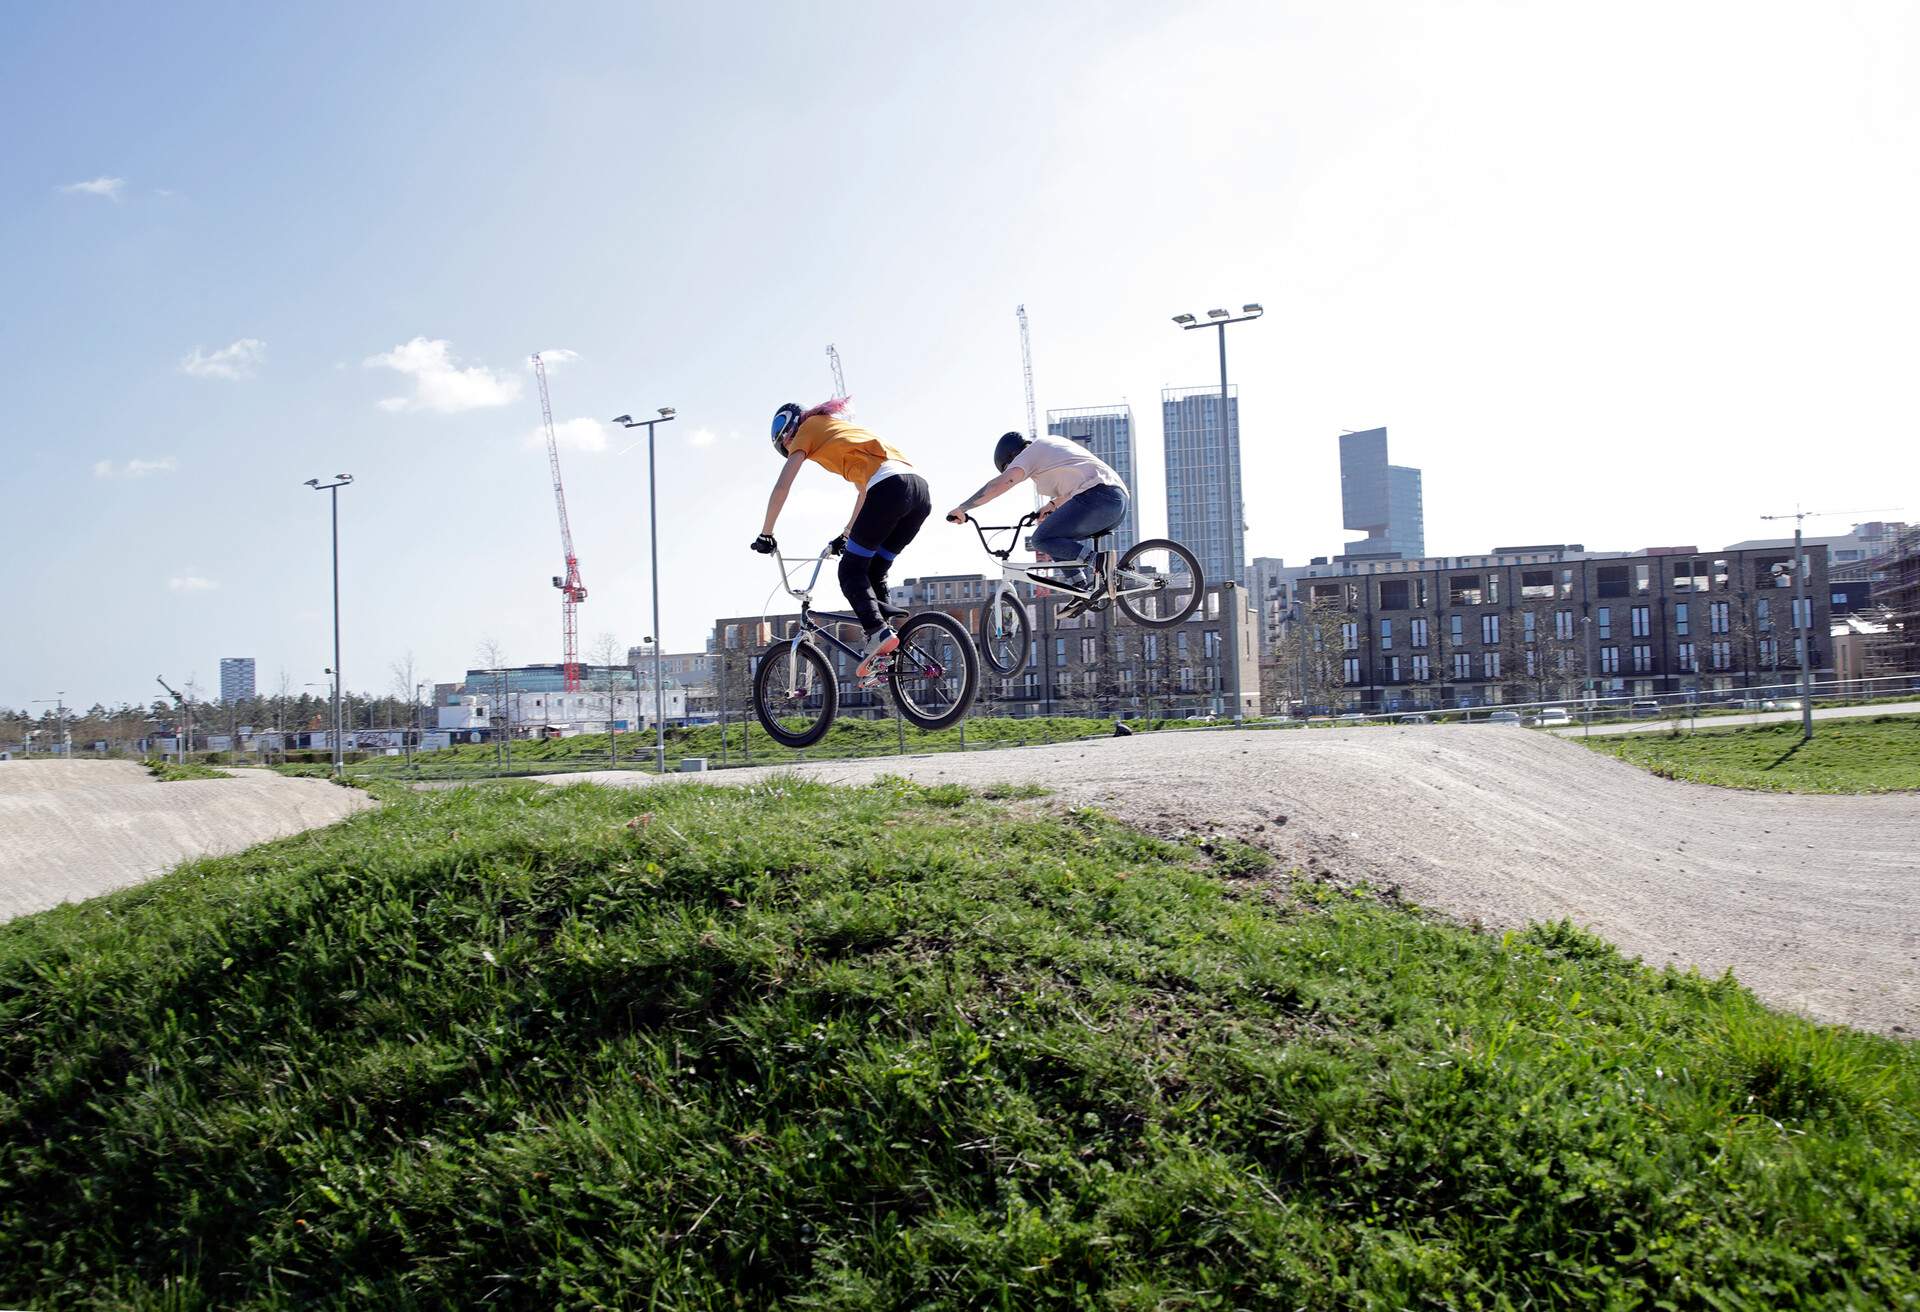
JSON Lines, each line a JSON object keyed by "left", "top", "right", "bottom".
{"left": 856, "top": 626, "right": 899, "bottom": 679}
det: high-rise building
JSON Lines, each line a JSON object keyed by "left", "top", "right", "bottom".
{"left": 1162, "top": 385, "right": 1245, "bottom": 588}
{"left": 1339, "top": 427, "right": 1424, "bottom": 560}
{"left": 1046, "top": 405, "right": 1139, "bottom": 553}
{"left": 219, "top": 657, "right": 256, "bottom": 704}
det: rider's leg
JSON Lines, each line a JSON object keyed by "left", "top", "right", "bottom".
{"left": 867, "top": 475, "right": 931, "bottom": 614}
{"left": 1031, "top": 484, "right": 1128, "bottom": 587}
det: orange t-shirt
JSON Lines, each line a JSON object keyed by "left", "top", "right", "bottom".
{"left": 789, "top": 414, "right": 908, "bottom": 487}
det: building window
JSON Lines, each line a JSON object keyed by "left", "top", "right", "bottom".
{"left": 1143, "top": 634, "right": 1158, "bottom": 662}
{"left": 1598, "top": 565, "right": 1629, "bottom": 598}
{"left": 1521, "top": 569, "right": 1553, "bottom": 599}
{"left": 1449, "top": 574, "right": 1483, "bottom": 606}
{"left": 1411, "top": 618, "right": 1429, "bottom": 648}
{"left": 1678, "top": 641, "right": 1695, "bottom": 670}
{"left": 1674, "top": 603, "right": 1689, "bottom": 637}
{"left": 1379, "top": 580, "right": 1409, "bottom": 610}
{"left": 1631, "top": 644, "right": 1651, "bottom": 673}
{"left": 1342, "top": 657, "right": 1361, "bottom": 685}
{"left": 1635, "top": 563, "right": 1651, "bottom": 595}
{"left": 1631, "top": 606, "right": 1650, "bottom": 638}
{"left": 1555, "top": 609, "right": 1574, "bottom": 641}
{"left": 1379, "top": 618, "right": 1393, "bottom": 650}
{"left": 1710, "top": 601, "right": 1730, "bottom": 635}
{"left": 1481, "top": 614, "right": 1500, "bottom": 645}
{"left": 1600, "top": 646, "right": 1620, "bottom": 673}
{"left": 1080, "top": 636, "right": 1097, "bottom": 663}
{"left": 1338, "top": 622, "right": 1357, "bottom": 651}
{"left": 1486, "top": 573, "right": 1501, "bottom": 605}
{"left": 1449, "top": 614, "right": 1464, "bottom": 644}
{"left": 1412, "top": 654, "right": 1431, "bottom": 681}
{"left": 1794, "top": 637, "right": 1807, "bottom": 666}
{"left": 1792, "top": 597, "right": 1811, "bottom": 630}
{"left": 1524, "top": 648, "right": 1537, "bottom": 677}
{"left": 1054, "top": 638, "right": 1066, "bottom": 667}
{"left": 1453, "top": 652, "right": 1472, "bottom": 680}
{"left": 1597, "top": 607, "right": 1612, "bottom": 639}
{"left": 1484, "top": 651, "right": 1502, "bottom": 679}
{"left": 1758, "top": 638, "right": 1775, "bottom": 665}
{"left": 1560, "top": 568, "right": 1575, "bottom": 598}
{"left": 1386, "top": 655, "right": 1401, "bottom": 683}
{"left": 1710, "top": 641, "right": 1732, "bottom": 671}
{"left": 1522, "top": 610, "right": 1537, "bottom": 643}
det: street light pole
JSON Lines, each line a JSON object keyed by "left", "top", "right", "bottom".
{"left": 613, "top": 409, "right": 677, "bottom": 771}
{"left": 1172, "top": 303, "right": 1262, "bottom": 723}
{"left": 305, "top": 475, "right": 354, "bottom": 776}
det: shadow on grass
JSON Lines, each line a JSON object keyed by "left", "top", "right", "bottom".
{"left": 1765, "top": 737, "right": 1811, "bottom": 772}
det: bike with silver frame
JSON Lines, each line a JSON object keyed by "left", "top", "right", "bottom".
{"left": 752, "top": 542, "right": 979, "bottom": 748}
{"left": 966, "top": 513, "right": 1206, "bottom": 676}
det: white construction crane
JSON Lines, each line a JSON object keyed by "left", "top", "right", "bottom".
{"left": 826, "top": 343, "right": 848, "bottom": 399}
{"left": 1016, "top": 304, "right": 1037, "bottom": 439}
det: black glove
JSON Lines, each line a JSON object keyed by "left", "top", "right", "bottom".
{"left": 750, "top": 534, "right": 777, "bottom": 555}
{"left": 828, "top": 534, "right": 847, "bottom": 556}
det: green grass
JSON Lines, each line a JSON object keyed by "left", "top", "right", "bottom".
{"left": 317, "top": 714, "right": 1182, "bottom": 781}
{"left": 144, "top": 759, "right": 231, "bottom": 781}
{"left": 1584, "top": 713, "right": 1920, "bottom": 794}
{"left": 4, "top": 781, "right": 1919, "bottom": 1309}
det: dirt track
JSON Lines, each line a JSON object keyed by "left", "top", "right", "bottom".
{"left": 0, "top": 761, "right": 372, "bottom": 923}
{"left": 558, "top": 728, "right": 1920, "bottom": 1034}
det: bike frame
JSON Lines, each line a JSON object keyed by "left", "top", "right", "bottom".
{"left": 965, "top": 513, "right": 1162, "bottom": 608}
{"left": 766, "top": 547, "right": 879, "bottom": 688}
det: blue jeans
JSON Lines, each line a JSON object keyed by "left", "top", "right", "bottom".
{"left": 1031, "top": 483, "right": 1129, "bottom": 565}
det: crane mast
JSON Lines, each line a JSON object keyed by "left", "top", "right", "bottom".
{"left": 532, "top": 353, "right": 587, "bottom": 692}
{"left": 826, "top": 343, "right": 848, "bottom": 399}
{"left": 1016, "top": 304, "right": 1037, "bottom": 439}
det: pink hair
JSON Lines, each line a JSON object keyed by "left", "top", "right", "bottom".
{"left": 800, "top": 397, "right": 851, "bottom": 422}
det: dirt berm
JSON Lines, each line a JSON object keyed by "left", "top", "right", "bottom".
{"left": 559, "top": 727, "right": 1920, "bottom": 1035}
{"left": 0, "top": 760, "right": 372, "bottom": 923}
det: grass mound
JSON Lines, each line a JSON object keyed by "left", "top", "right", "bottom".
{"left": 3, "top": 780, "right": 1918, "bottom": 1309}
{"left": 144, "top": 759, "right": 232, "bottom": 782}
{"left": 1585, "top": 713, "right": 1920, "bottom": 793}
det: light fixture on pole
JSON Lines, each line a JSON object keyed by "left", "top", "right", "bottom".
{"left": 1171, "top": 302, "right": 1263, "bottom": 723}
{"left": 612, "top": 408, "right": 677, "bottom": 771}
{"left": 305, "top": 474, "right": 354, "bottom": 776}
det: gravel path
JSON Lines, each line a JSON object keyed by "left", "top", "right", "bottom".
{"left": 557, "top": 728, "right": 1920, "bottom": 1034}
{"left": 0, "top": 760, "right": 372, "bottom": 923}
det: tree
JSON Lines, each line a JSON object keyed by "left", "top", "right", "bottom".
{"left": 389, "top": 652, "right": 420, "bottom": 766}
{"left": 590, "top": 633, "right": 622, "bottom": 766}
{"left": 1277, "top": 599, "right": 1348, "bottom": 715}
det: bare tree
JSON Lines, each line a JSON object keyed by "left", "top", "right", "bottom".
{"left": 590, "top": 632, "right": 622, "bottom": 766}
{"left": 476, "top": 638, "right": 509, "bottom": 769}
{"left": 1278, "top": 599, "right": 1348, "bottom": 716}
{"left": 389, "top": 652, "right": 419, "bottom": 766}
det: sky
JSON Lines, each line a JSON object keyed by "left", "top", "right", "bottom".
{"left": 3, "top": 1, "right": 1916, "bottom": 708}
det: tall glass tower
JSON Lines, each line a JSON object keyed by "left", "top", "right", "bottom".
{"left": 1046, "top": 404, "right": 1139, "bottom": 554}
{"left": 1161, "top": 385, "right": 1245, "bottom": 588}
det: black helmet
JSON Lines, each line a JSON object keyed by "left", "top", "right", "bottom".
{"left": 771, "top": 402, "right": 803, "bottom": 455}
{"left": 993, "top": 431, "right": 1030, "bottom": 473}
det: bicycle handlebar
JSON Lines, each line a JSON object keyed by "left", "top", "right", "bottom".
{"left": 963, "top": 512, "right": 1036, "bottom": 561}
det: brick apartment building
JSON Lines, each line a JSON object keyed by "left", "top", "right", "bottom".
{"left": 1270, "top": 542, "right": 1833, "bottom": 713}
{"left": 712, "top": 572, "right": 1261, "bottom": 719}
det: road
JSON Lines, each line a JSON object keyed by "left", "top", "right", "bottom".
{"left": 557, "top": 727, "right": 1920, "bottom": 1034}
{"left": 0, "top": 760, "right": 373, "bottom": 923}
{"left": 1553, "top": 699, "right": 1920, "bottom": 737}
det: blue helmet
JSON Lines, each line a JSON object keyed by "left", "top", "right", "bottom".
{"left": 771, "top": 402, "right": 803, "bottom": 455}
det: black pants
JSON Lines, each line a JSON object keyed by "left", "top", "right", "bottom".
{"left": 841, "top": 473, "right": 930, "bottom": 633}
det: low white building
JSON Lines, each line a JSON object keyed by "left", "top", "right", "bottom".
{"left": 436, "top": 690, "right": 685, "bottom": 737}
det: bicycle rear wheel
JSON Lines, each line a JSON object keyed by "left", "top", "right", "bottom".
{"left": 753, "top": 639, "right": 838, "bottom": 748}
{"left": 1114, "top": 538, "right": 1205, "bottom": 627}
{"left": 978, "top": 591, "right": 1030, "bottom": 675}
{"left": 888, "top": 611, "right": 979, "bottom": 732}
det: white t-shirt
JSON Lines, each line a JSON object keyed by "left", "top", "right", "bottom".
{"left": 1009, "top": 434, "right": 1123, "bottom": 504}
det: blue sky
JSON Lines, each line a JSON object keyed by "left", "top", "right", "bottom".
{"left": 4, "top": 1, "right": 1916, "bottom": 706}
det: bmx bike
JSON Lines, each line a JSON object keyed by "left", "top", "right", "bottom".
{"left": 963, "top": 514, "right": 1206, "bottom": 676}
{"left": 750, "top": 544, "right": 979, "bottom": 748}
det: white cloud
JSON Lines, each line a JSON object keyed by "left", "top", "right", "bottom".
{"left": 365, "top": 337, "right": 522, "bottom": 413}
{"left": 688, "top": 428, "right": 719, "bottom": 448}
{"left": 526, "top": 417, "right": 610, "bottom": 453}
{"left": 168, "top": 575, "right": 218, "bottom": 592}
{"left": 532, "top": 348, "right": 579, "bottom": 369}
{"left": 180, "top": 338, "right": 264, "bottom": 380}
{"left": 94, "top": 456, "right": 178, "bottom": 478}
{"left": 60, "top": 176, "right": 125, "bottom": 201}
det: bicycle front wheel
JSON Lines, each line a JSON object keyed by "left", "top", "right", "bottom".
{"left": 978, "top": 591, "right": 1030, "bottom": 675}
{"left": 1114, "top": 539, "right": 1205, "bottom": 627}
{"left": 753, "top": 639, "right": 838, "bottom": 748}
{"left": 889, "top": 611, "right": 979, "bottom": 732}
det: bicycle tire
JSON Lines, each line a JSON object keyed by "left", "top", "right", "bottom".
{"left": 978, "top": 591, "right": 1030, "bottom": 675}
{"left": 888, "top": 610, "right": 979, "bottom": 732}
{"left": 1114, "top": 538, "right": 1206, "bottom": 628}
{"left": 752, "top": 638, "right": 838, "bottom": 748}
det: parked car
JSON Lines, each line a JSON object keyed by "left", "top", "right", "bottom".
{"left": 1763, "top": 698, "right": 1803, "bottom": 711}
{"left": 1730, "top": 697, "right": 1766, "bottom": 710}
{"left": 1629, "top": 700, "right": 1663, "bottom": 718}
{"left": 1535, "top": 707, "right": 1572, "bottom": 727}
{"left": 1337, "top": 712, "right": 1365, "bottom": 723}
{"left": 1487, "top": 710, "right": 1523, "bottom": 725}
{"left": 1396, "top": 713, "right": 1431, "bottom": 725}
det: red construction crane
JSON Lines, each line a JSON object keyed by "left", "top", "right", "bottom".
{"left": 532, "top": 353, "right": 587, "bottom": 691}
